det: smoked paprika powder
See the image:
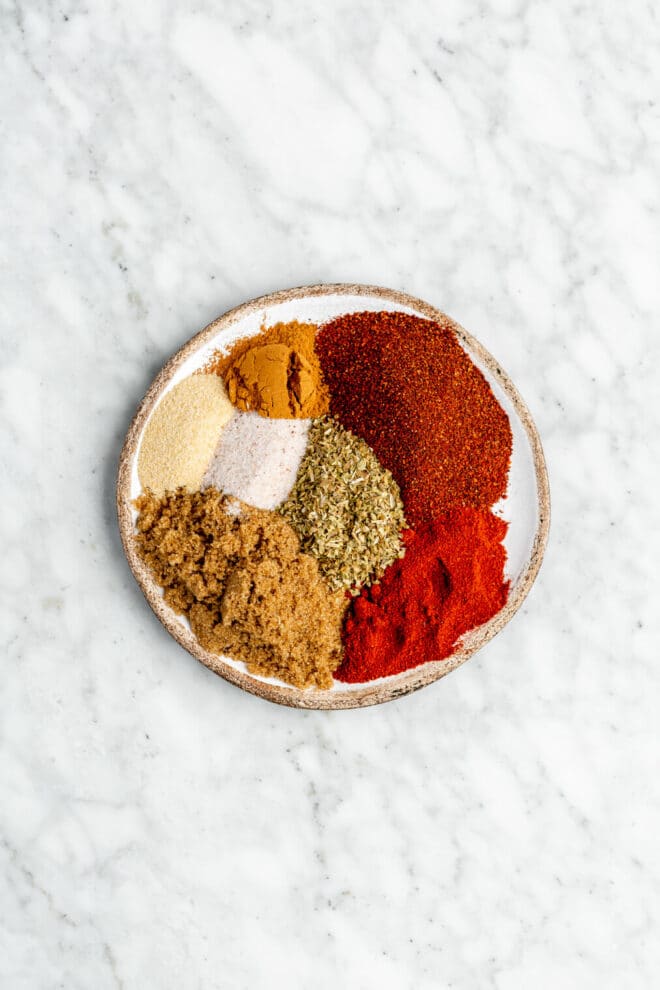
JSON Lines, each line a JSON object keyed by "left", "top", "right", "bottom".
{"left": 335, "top": 508, "right": 510, "bottom": 682}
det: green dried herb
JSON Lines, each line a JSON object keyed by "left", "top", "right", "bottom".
{"left": 279, "top": 417, "right": 406, "bottom": 592}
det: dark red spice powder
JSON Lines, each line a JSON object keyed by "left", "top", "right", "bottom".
{"left": 316, "top": 311, "right": 513, "bottom": 527}
{"left": 335, "top": 508, "right": 509, "bottom": 682}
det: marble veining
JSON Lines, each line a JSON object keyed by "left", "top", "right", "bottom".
{"left": 1, "top": 0, "right": 659, "bottom": 987}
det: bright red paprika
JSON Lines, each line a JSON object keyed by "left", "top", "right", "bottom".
{"left": 335, "top": 508, "right": 509, "bottom": 682}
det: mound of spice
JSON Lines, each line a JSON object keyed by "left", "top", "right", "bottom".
{"left": 207, "top": 320, "right": 330, "bottom": 419}
{"left": 335, "top": 507, "right": 509, "bottom": 682}
{"left": 279, "top": 417, "right": 406, "bottom": 592}
{"left": 203, "top": 411, "right": 310, "bottom": 510}
{"left": 138, "top": 374, "right": 234, "bottom": 496}
{"left": 135, "top": 488, "right": 347, "bottom": 689}
{"left": 316, "top": 311, "right": 513, "bottom": 526}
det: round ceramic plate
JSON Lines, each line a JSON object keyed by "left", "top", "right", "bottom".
{"left": 117, "top": 284, "right": 550, "bottom": 709}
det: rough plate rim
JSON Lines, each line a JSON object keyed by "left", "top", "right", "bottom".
{"left": 116, "top": 283, "right": 551, "bottom": 710}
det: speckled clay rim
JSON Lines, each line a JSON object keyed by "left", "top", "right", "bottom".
{"left": 117, "top": 284, "right": 550, "bottom": 710}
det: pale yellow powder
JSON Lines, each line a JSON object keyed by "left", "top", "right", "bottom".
{"left": 138, "top": 374, "right": 234, "bottom": 495}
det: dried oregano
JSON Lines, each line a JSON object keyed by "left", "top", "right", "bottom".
{"left": 279, "top": 417, "right": 406, "bottom": 592}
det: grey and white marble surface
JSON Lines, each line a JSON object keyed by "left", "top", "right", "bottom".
{"left": 2, "top": 1, "right": 658, "bottom": 987}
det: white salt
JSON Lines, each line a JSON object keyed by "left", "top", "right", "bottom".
{"left": 203, "top": 411, "right": 310, "bottom": 510}
{"left": 224, "top": 497, "right": 243, "bottom": 517}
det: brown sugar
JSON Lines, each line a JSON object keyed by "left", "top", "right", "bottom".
{"left": 205, "top": 320, "right": 330, "bottom": 419}
{"left": 134, "top": 488, "right": 347, "bottom": 689}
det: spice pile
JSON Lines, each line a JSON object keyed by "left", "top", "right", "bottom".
{"left": 316, "top": 311, "right": 511, "bottom": 525}
{"left": 138, "top": 374, "right": 234, "bottom": 496}
{"left": 279, "top": 417, "right": 405, "bottom": 592}
{"left": 206, "top": 320, "right": 329, "bottom": 418}
{"left": 337, "top": 508, "right": 509, "bottom": 682}
{"left": 134, "top": 311, "right": 513, "bottom": 689}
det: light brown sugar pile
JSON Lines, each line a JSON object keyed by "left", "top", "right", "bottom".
{"left": 134, "top": 488, "right": 347, "bottom": 689}
{"left": 206, "top": 321, "right": 330, "bottom": 418}
{"left": 138, "top": 374, "right": 234, "bottom": 495}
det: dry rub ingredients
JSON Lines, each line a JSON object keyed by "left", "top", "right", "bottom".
{"left": 206, "top": 321, "right": 330, "bottom": 418}
{"left": 203, "top": 411, "right": 309, "bottom": 510}
{"left": 134, "top": 488, "right": 346, "bottom": 689}
{"left": 138, "top": 374, "right": 234, "bottom": 496}
{"left": 279, "top": 417, "right": 406, "bottom": 592}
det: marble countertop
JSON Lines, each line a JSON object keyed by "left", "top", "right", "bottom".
{"left": 2, "top": 1, "right": 658, "bottom": 987}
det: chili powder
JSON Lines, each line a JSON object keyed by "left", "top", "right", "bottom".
{"left": 316, "top": 311, "right": 512, "bottom": 526}
{"left": 335, "top": 508, "right": 509, "bottom": 682}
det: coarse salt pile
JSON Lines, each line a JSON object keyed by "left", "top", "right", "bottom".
{"left": 202, "top": 411, "right": 310, "bottom": 510}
